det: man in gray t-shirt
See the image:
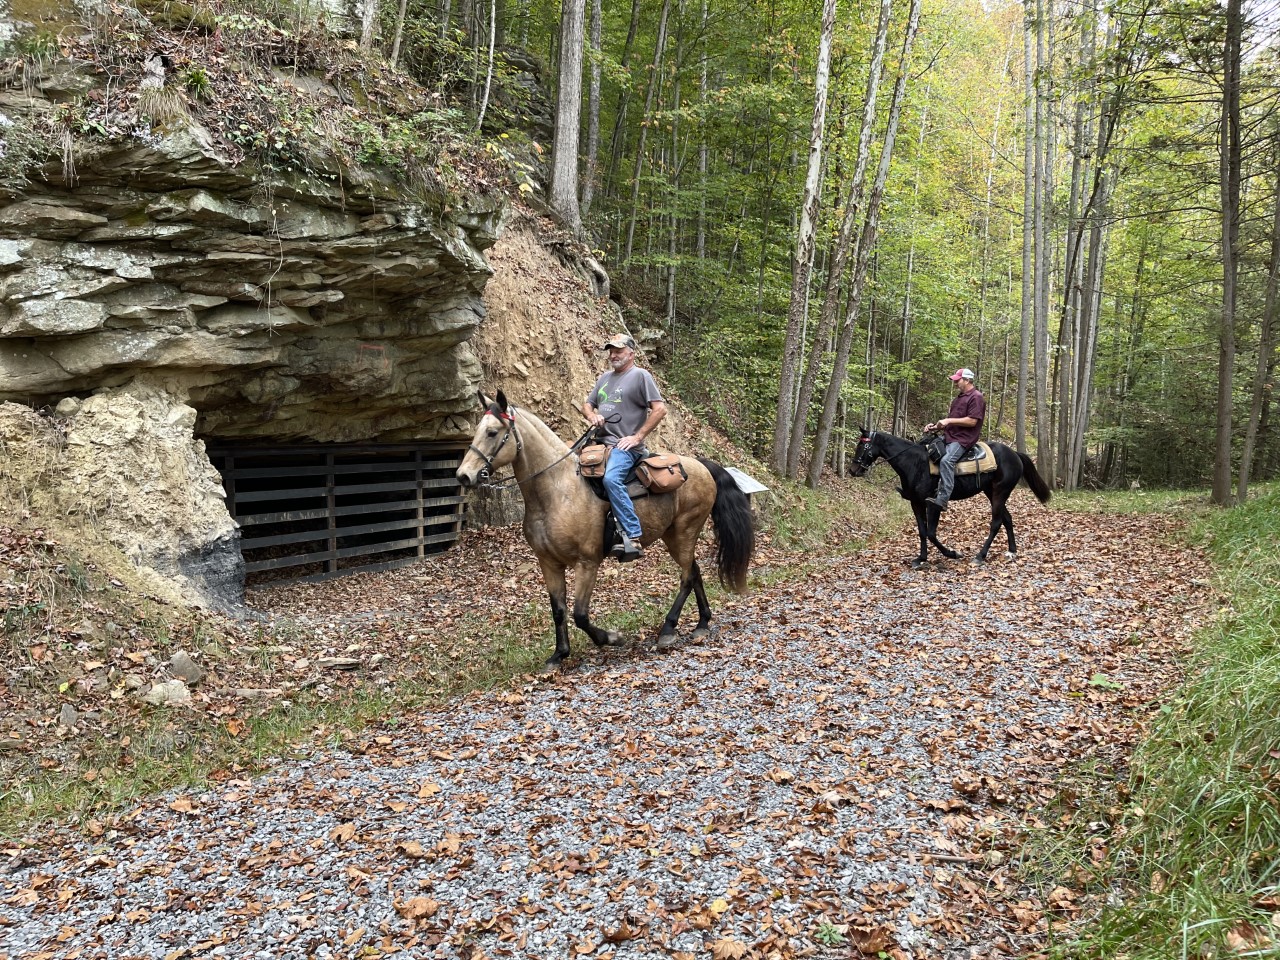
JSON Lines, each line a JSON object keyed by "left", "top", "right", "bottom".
{"left": 581, "top": 334, "right": 667, "bottom": 562}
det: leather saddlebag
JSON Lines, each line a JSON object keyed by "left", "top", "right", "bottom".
{"left": 578, "top": 444, "right": 610, "bottom": 478}
{"left": 637, "top": 453, "right": 688, "bottom": 493}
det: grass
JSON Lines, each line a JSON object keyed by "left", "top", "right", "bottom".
{"left": 1037, "top": 483, "right": 1280, "bottom": 959}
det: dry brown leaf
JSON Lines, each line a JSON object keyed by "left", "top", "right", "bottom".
{"left": 328, "top": 822, "right": 356, "bottom": 843}
{"left": 397, "top": 840, "right": 427, "bottom": 859}
{"left": 711, "top": 937, "right": 746, "bottom": 959}
{"left": 849, "top": 923, "right": 894, "bottom": 954}
{"left": 395, "top": 896, "right": 440, "bottom": 920}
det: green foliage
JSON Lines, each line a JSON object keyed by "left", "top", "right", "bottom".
{"left": 814, "top": 922, "right": 847, "bottom": 946}
{"left": 182, "top": 64, "right": 212, "bottom": 100}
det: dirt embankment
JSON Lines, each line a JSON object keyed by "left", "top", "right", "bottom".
{"left": 475, "top": 208, "right": 705, "bottom": 458}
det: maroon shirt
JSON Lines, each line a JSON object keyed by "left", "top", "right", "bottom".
{"left": 945, "top": 389, "right": 986, "bottom": 447}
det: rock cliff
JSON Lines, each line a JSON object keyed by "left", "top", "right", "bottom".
{"left": 0, "top": 110, "right": 504, "bottom": 443}
{"left": 0, "top": 7, "right": 676, "bottom": 607}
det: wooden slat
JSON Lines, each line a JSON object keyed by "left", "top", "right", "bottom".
{"left": 208, "top": 440, "right": 467, "bottom": 584}
{"left": 218, "top": 459, "right": 449, "bottom": 480}
{"left": 236, "top": 494, "right": 467, "bottom": 527}
{"left": 241, "top": 512, "right": 462, "bottom": 551}
{"left": 243, "top": 530, "right": 460, "bottom": 573}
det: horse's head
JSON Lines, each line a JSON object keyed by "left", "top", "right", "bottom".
{"left": 850, "top": 428, "right": 881, "bottom": 477}
{"left": 456, "top": 389, "right": 520, "bottom": 487}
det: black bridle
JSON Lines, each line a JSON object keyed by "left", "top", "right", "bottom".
{"left": 853, "top": 431, "right": 917, "bottom": 473}
{"left": 468, "top": 409, "right": 521, "bottom": 482}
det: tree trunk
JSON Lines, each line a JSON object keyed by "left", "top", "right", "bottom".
{"left": 807, "top": 0, "right": 922, "bottom": 487}
{"left": 549, "top": 0, "right": 586, "bottom": 234}
{"left": 697, "top": 0, "right": 709, "bottom": 261}
{"left": 1236, "top": 108, "right": 1278, "bottom": 498}
{"left": 580, "top": 0, "right": 603, "bottom": 218}
{"left": 666, "top": 0, "right": 686, "bottom": 329}
{"left": 359, "top": 0, "right": 377, "bottom": 49}
{"left": 893, "top": 91, "right": 931, "bottom": 437}
{"left": 624, "top": 0, "right": 672, "bottom": 263}
{"left": 1031, "top": 0, "right": 1053, "bottom": 482}
{"left": 783, "top": 0, "right": 893, "bottom": 479}
{"left": 1017, "top": 0, "right": 1034, "bottom": 454}
{"left": 391, "top": 0, "right": 410, "bottom": 63}
{"left": 476, "top": 0, "right": 498, "bottom": 131}
{"left": 771, "top": 0, "right": 837, "bottom": 474}
{"left": 605, "top": 0, "right": 645, "bottom": 201}
{"left": 1213, "top": 0, "right": 1242, "bottom": 505}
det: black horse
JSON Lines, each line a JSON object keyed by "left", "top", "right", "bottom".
{"left": 850, "top": 430, "right": 1052, "bottom": 567}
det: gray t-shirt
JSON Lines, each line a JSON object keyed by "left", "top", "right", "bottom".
{"left": 586, "top": 366, "right": 664, "bottom": 444}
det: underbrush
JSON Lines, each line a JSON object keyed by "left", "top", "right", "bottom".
{"left": 1037, "top": 484, "right": 1280, "bottom": 959}
{"left": 1, "top": 0, "right": 536, "bottom": 200}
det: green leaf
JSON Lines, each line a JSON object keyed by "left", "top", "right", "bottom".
{"left": 1088, "top": 673, "right": 1124, "bottom": 691}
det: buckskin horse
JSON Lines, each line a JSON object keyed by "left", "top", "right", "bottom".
{"left": 455, "top": 391, "right": 755, "bottom": 669}
{"left": 850, "top": 429, "right": 1051, "bottom": 568}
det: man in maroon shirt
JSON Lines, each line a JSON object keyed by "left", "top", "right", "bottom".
{"left": 924, "top": 367, "right": 986, "bottom": 510}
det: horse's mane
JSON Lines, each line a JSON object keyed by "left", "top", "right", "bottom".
{"left": 510, "top": 405, "right": 571, "bottom": 455}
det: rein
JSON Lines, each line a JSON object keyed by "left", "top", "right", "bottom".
{"left": 858, "top": 431, "right": 917, "bottom": 471}
{"left": 474, "top": 409, "right": 597, "bottom": 490}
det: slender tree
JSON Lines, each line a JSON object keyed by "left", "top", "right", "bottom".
{"left": 580, "top": 0, "right": 604, "bottom": 218}
{"left": 771, "top": 0, "right": 837, "bottom": 475}
{"left": 808, "top": 0, "right": 923, "bottom": 487}
{"left": 1213, "top": 0, "right": 1242, "bottom": 504}
{"left": 785, "top": 0, "right": 894, "bottom": 479}
{"left": 550, "top": 0, "right": 587, "bottom": 234}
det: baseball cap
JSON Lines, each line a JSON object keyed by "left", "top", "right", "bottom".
{"left": 602, "top": 334, "right": 637, "bottom": 350}
{"left": 949, "top": 368, "right": 976, "bottom": 382}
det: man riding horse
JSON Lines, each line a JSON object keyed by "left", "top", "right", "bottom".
{"left": 581, "top": 333, "right": 667, "bottom": 562}
{"left": 925, "top": 367, "right": 985, "bottom": 511}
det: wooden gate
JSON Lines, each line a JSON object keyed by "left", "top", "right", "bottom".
{"left": 208, "top": 442, "right": 466, "bottom": 585}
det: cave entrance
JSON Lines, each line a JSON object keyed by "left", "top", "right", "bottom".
{"left": 207, "top": 442, "right": 467, "bottom": 586}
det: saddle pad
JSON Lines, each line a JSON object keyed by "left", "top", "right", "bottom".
{"left": 928, "top": 441, "right": 997, "bottom": 477}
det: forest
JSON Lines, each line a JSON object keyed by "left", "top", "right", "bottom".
{"left": 363, "top": 0, "right": 1280, "bottom": 502}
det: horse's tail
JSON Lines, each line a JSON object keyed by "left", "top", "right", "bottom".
{"left": 1019, "top": 453, "right": 1053, "bottom": 504}
{"left": 697, "top": 458, "right": 755, "bottom": 593}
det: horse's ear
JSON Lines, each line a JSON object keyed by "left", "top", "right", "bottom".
{"left": 494, "top": 388, "right": 510, "bottom": 414}
{"left": 477, "top": 390, "right": 492, "bottom": 411}
{"left": 860, "top": 425, "right": 871, "bottom": 439}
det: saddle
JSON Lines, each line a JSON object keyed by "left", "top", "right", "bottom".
{"left": 927, "top": 441, "right": 997, "bottom": 477}
{"left": 578, "top": 445, "right": 688, "bottom": 499}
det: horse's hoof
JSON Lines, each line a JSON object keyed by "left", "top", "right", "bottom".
{"left": 691, "top": 627, "right": 711, "bottom": 642}
{"left": 541, "top": 659, "right": 565, "bottom": 673}
{"left": 971, "top": 557, "right": 986, "bottom": 567}
{"left": 1005, "top": 551, "right": 1017, "bottom": 561}
{"left": 656, "top": 634, "right": 679, "bottom": 653}
{"left": 910, "top": 560, "right": 925, "bottom": 570}
{"left": 593, "top": 631, "right": 624, "bottom": 648}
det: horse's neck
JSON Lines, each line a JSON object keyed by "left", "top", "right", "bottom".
{"left": 512, "top": 409, "right": 576, "bottom": 492}
{"left": 879, "top": 434, "right": 922, "bottom": 476}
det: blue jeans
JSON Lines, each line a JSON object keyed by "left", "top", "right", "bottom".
{"left": 935, "top": 441, "right": 967, "bottom": 504}
{"left": 603, "top": 445, "right": 643, "bottom": 539}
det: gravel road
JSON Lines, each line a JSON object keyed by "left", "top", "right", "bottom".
{"left": 0, "top": 504, "right": 1204, "bottom": 959}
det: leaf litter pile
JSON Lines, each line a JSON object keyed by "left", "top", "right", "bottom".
{"left": 0, "top": 500, "right": 1208, "bottom": 959}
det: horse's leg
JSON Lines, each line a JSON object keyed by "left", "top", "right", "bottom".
{"left": 655, "top": 533, "right": 709, "bottom": 652}
{"left": 909, "top": 502, "right": 930, "bottom": 568}
{"left": 537, "top": 558, "right": 573, "bottom": 670}
{"left": 975, "top": 488, "right": 1010, "bottom": 564}
{"left": 570, "top": 561, "right": 625, "bottom": 649}
{"left": 1002, "top": 500, "right": 1017, "bottom": 559}
{"left": 925, "top": 507, "right": 963, "bottom": 561}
